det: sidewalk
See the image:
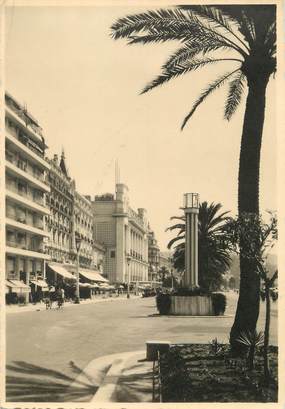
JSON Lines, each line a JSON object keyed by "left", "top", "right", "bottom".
{"left": 6, "top": 294, "right": 141, "bottom": 314}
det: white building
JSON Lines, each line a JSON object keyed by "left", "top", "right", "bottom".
{"left": 5, "top": 92, "right": 51, "bottom": 302}
{"left": 92, "top": 184, "right": 149, "bottom": 284}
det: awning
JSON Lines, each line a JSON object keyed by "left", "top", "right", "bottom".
{"left": 79, "top": 269, "right": 108, "bottom": 283}
{"left": 99, "top": 283, "right": 114, "bottom": 290}
{"left": 48, "top": 263, "right": 76, "bottom": 280}
{"left": 30, "top": 279, "right": 49, "bottom": 290}
{"left": 79, "top": 282, "right": 91, "bottom": 287}
{"left": 7, "top": 280, "right": 31, "bottom": 293}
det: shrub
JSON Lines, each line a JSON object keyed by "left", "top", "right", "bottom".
{"left": 211, "top": 293, "right": 226, "bottom": 315}
{"left": 160, "top": 348, "right": 192, "bottom": 401}
{"left": 156, "top": 293, "right": 171, "bottom": 315}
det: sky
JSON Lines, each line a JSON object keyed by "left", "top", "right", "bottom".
{"left": 5, "top": 4, "right": 276, "bottom": 251}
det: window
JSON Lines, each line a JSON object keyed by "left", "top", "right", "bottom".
{"left": 110, "top": 250, "right": 116, "bottom": 258}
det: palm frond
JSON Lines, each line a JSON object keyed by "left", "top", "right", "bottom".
{"left": 111, "top": 8, "right": 203, "bottom": 40}
{"left": 224, "top": 71, "right": 245, "bottom": 120}
{"left": 163, "top": 40, "right": 234, "bottom": 69}
{"left": 167, "top": 235, "right": 185, "bottom": 249}
{"left": 170, "top": 215, "right": 185, "bottom": 220}
{"left": 236, "top": 330, "right": 264, "bottom": 347}
{"left": 181, "top": 6, "right": 250, "bottom": 55}
{"left": 111, "top": 7, "right": 246, "bottom": 58}
{"left": 181, "top": 68, "right": 240, "bottom": 129}
{"left": 142, "top": 58, "right": 241, "bottom": 94}
{"left": 127, "top": 31, "right": 191, "bottom": 45}
{"left": 165, "top": 223, "right": 185, "bottom": 232}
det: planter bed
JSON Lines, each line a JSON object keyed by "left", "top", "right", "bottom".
{"left": 159, "top": 344, "right": 278, "bottom": 402}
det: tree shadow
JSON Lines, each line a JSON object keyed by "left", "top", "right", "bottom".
{"left": 6, "top": 360, "right": 98, "bottom": 402}
{"left": 114, "top": 367, "right": 153, "bottom": 402}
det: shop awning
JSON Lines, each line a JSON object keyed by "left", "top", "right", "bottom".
{"left": 79, "top": 269, "right": 108, "bottom": 283}
{"left": 79, "top": 282, "right": 91, "bottom": 287}
{"left": 30, "top": 279, "right": 49, "bottom": 290}
{"left": 7, "top": 280, "right": 31, "bottom": 293}
{"left": 48, "top": 263, "right": 76, "bottom": 280}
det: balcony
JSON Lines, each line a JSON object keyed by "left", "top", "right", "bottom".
{"left": 6, "top": 243, "right": 51, "bottom": 260}
{"left": 6, "top": 218, "right": 50, "bottom": 238}
{"left": 6, "top": 188, "right": 50, "bottom": 216}
{"left": 5, "top": 158, "right": 50, "bottom": 193}
{"left": 6, "top": 127, "right": 50, "bottom": 170}
{"left": 5, "top": 105, "right": 44, "bottom": 143}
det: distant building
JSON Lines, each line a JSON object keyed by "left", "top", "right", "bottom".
{"left": 92, "top": 183, "right": 149, "bottom": 284}
{"left": 159, "top": 251, "right": 173, "bottom": 272}
{"left": 46, "top": 152, "right": 75, "bottom": 264}
{"left": 45, "top": 152, "right": 106, "bottom": 287}
{"left": 73, "top": 190, "right": 94, "bottom": 269}
{"left": 148, "top": 229, "right": 160, "bottom": 282}
{"left": 5, "top": 92, "right": 51, "bottom": 302}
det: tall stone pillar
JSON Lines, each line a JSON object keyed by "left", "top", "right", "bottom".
{"left": 182, "top": 193, "right": 199, "bottom": 289}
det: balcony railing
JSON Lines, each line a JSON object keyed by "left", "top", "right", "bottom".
{"left": 6, "top": 213, "right": 44, "bottom": 230}
{"left": 6, "top": 150, "right": 47, "bottom": 184}
{"left": 6, "top": 183, "right": 45, "bottom": 206}
{"left": 6, "top": 239, "right": 46, "bottom": 253}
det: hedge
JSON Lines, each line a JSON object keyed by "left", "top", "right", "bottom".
{"left": 156, "top": 291, "right": 227, "bottom": 316}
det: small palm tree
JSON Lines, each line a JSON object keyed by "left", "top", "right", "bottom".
{"left": 167, "top": 202, "right": 232, "bottom": 291}
{"left": 111, "top": 5, "right": 276, "bottom": 345}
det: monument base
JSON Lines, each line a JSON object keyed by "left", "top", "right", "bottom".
{"left": 169, "top": 295, "right": 214, "bottom": 316}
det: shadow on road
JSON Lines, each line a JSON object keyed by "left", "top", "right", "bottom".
{"left": 6, "top": 361, "right": 98, "bottom": 402}
{"left": 115, "top": 364, "right": 153, "bottom": 402}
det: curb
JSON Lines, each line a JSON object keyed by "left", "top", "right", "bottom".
{"left": 90, "top": 351, "right": 145, "bottom": 402}
{"left": 6, "top": 296, "right": 141, "bottom": 314}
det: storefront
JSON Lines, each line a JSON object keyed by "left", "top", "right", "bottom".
{"left": 30, "top": 278, "right": 49, "bottom": 303}
{"left": 79, "top": 268, "right": 109, "bottom": 298}
{"left": 46, "top": 263, "right": 76, "bottom": 300}
{"left": 6, "top": 279, "right": 31, "bottom": 304}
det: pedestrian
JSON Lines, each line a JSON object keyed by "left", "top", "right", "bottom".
{"left": 60, "top": 287, "right": 65, "bottom": 303}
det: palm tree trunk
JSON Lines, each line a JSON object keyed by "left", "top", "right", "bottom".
{"left": 264, "top": 283, "right": 271, "bottom": 384}
{"left": 230, "top": 75, "right": 270, "bottom": 350}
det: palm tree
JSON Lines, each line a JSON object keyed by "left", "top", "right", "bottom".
{"left": 167, "top": 202, "right": 232, "bottom": 291}
{"left": 111, "top": 5, "right": 276, "bottom": 345}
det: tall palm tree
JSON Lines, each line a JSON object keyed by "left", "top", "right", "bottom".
{"left": 111, "top": 5, "right": 276, "bottom": 345}
{"left": 167, "top": 202, "right": 232, "bottom": 291}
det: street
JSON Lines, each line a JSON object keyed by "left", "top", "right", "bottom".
{"left": 6, "top": 292, "right": 277, "bottom": 401}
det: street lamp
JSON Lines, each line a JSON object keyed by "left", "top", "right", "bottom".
{"left": 182, "top": 193, "right": 199, "bottom": 289}
{"left": 75, "top": 235, "right": 82, "bottom": 304}
{"left": 126, "top": 254, "right": 131, "bottom": 299}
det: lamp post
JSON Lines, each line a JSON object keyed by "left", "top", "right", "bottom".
{"left": 75, "top": 235, "right": 82, "bottom": 304}
{"left": 182, "top": 193, "right": 199, "bottom": 289}
{"left": 126, "top": 254, "right": 131, "bottom": 299}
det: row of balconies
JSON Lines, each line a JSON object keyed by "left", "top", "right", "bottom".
{"left": 5, "top": 103, "right": 44, "bottom": 144}
{"left": 6, "top": 202, "right": 44, "bottom": 230}
{"left": 6, "top": 178, "right": 45, "bottom": 207}
{"left": 130, "top": 249, "right": 145, "bottom": 261}
{"left": 6, "top": 238, "right": 46, "bottom": 254}
{"left": 6, "top": 149, "right": 46, "bottom": 183}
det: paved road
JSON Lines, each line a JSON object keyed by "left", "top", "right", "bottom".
{"left": 6, "top": 292, "right": 277, "bottom": 401}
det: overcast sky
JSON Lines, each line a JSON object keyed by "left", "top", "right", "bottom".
{"left": 5, "top": 5, "right": 276, "bottom": 251}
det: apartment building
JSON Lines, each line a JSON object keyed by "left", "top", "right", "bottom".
{"left": 92, "top": 183, "right": 149, "bottom": 284}
{"left": 5, "top": 92, "right": 51, "bottom": 302}
{"left": 148, "top": 229, "right": 160, "bottom": 282}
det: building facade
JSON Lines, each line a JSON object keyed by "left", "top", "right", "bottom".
{"left": 92, "top": 184, "right": 149, "bottom": 284}
{"left": 148, "top": 229, "right": 160, "bottom": 282}
{"left": 73, "top": 192, "right": 94, "bottom": 269}
{"left": 5, "top": 92, "right": 51, "bottom": 302}
{"left": 45, "top": 152, "right": 106, "bottom": 287}
{"left": 46, "top": 152, "right": 75, "bottom": 264}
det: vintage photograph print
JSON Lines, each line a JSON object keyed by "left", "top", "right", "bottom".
{"left": 2, "top": 0, "right": 279, "bottom": 405}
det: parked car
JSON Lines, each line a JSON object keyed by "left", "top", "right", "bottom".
{"left": 141, "top": 288, "right": 156, "bottom": 297}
